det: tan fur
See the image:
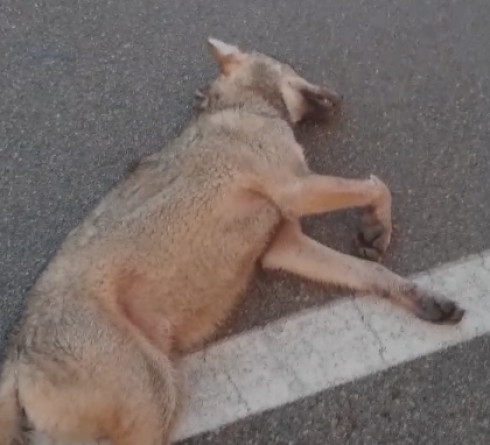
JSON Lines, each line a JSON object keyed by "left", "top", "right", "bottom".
{"left": 0, "top": 38, "right": 465, "bottom": 445}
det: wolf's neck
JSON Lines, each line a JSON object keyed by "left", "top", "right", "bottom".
{"left": 203, "top": 91, "right": 288, "bottom": 122}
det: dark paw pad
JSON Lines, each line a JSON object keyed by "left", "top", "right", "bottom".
{"left": 418, "top": 297, "right": 466, "bottom": 325}
{"left": 353, "top": 208, "right": 392, "bottom": 262}
{"left": 406, "top": 284, "right": 466, "bottom": 325}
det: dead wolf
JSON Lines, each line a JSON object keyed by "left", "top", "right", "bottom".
{"left": 0, "top": 38, "right": 465, "bottom": 445}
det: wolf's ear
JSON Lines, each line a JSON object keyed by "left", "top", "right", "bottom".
{"left": 280, "top": 76, "right": 342, "bottom": 124}
{"left": 207, "top": 37, "right": 246, "bottom": 76}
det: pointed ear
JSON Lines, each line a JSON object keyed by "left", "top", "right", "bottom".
{"left": 280, "top": 76, "right": 342, "bottom": 124}
{"left": 207, "top": 37, "right": 246, "bottom": 75}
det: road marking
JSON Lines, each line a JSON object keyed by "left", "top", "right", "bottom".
{"left": 172, "top": 251, "right": 490, "bottom": 442}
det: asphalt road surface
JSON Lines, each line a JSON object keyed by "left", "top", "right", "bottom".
{"left": 1, "top": 0, "right": 490, "bottom": 444}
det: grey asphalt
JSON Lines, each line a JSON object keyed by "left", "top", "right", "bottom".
{"left": 1, "top": 0, "right": 490, "bottom": 442}
{"left": 180, "top": 334, "right": 490, "bottom": 445}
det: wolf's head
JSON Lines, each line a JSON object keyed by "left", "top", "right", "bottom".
{"left": 195, "top": 38, "right": 342, "bottom": 125}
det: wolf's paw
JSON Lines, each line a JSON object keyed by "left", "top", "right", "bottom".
{"left": 404, "top": 284, "right": 466, "bottom": 324}
{"left": 353, "top": 176, "right": 392, "bottom": 262}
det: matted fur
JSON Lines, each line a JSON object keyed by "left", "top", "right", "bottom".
{"left": 0, "top": 38, "right": 464, "bottom": 445}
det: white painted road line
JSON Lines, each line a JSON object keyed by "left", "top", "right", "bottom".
{"left": 172, "top": 251, "right": 490, "bottom": 442}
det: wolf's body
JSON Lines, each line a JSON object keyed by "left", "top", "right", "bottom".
{"left": 0, "top": 38, "right": 464, "bottom": 445}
